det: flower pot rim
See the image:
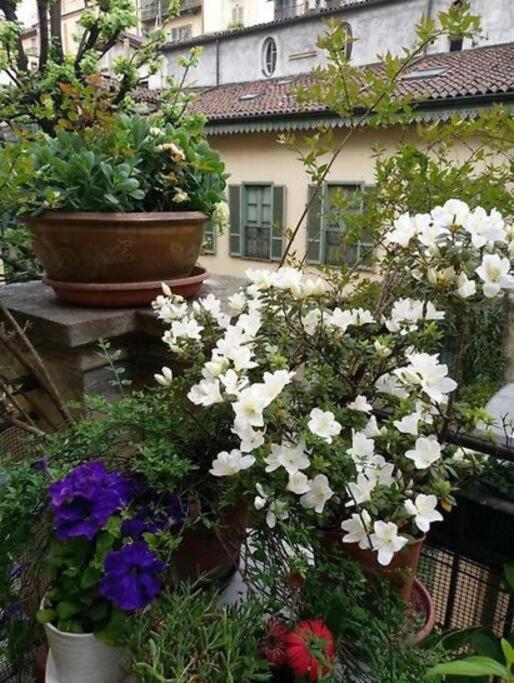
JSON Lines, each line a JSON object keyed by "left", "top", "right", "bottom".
{"left": 44, "top": 621, "right": 98, "bottom": 639}
{"left": 24, "top": 210, "right": 209, "bottom": 223}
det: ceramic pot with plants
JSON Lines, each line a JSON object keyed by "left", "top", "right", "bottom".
{"left": 36, "top": 461, "right": 175, "bottom": 681}
{"left": 18, "top": 113, "right": 228, "bottom": 306}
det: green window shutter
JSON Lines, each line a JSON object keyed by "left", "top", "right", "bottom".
{"left": 271, "top": 185, "right": 285, "bottom": 261}
{"left": 306, "top": 184, "right": 323, "bottom": 264}
{"left": 228, "top": 185, "right": 241, "bottom": 256}
{"left": 202, "top": 219, "right": 216, "bottom": 255}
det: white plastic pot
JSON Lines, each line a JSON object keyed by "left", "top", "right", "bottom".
{"left": 44, "top": 621, "right": 127, "bottom": 683}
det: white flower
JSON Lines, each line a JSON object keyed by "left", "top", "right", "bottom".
{"left": 351, "top": 308, "right": 375, "bottom": 326}
{"left": 347, "top": 430, "right": 375, "bottom": 467}
{"left": 302, "top": 308, "right": 322, "bottom": 335}
{"left": 209, "top": 449, "right": 255, "bottom": 477}
{"left": 233, "top": 386, "right": 268, "bottom": 427}
{"left": 300, "top": 474, "right": 334, "bottom": 514}
{"left": 271, "top": 267, "right": 303, "bottom": 292}
{"left": 202, "top": 356, "right": 229, "bottom": 380}
{"left": 308, "top": 408, "right": 342, "bottom": 444}
{"left": 427, "top": 266, "right": 456, "bottom": 288}
{"left": 418, "top": 222, "right": 450, "bottom": 249}
{"left": 220, "top": 369, "right": 248, "bottom": 397}
{"left": 261, "top": 369, "right": 295, "bottom": 402}
{"left": 232, "top": 419, "right": 264, "bottom": 453}
{"left": 374, "top": 340, "right": 392, "bottom": 359}
{"left": 370, "top": 521, "right": 408, "bottom": 566}
{"left": 364, "top": 455, "right": 395, "bottom": 486}
{"left": 212, "top": 200, "right": 230, "bottom": 231}
{"left": 348, "top": 395, "right": 373, "bottom": 413}
{"left": 341, "top": 510, "right": 372, "bottom": 549}
{"left": 254, "top": 484, "right": 288, "bottom": 528}
{"left": 188, "top": 379, "right": 223, "bottom": 406}
{"left": 173, "top": 189, "right": 189, "bottom": 203}
{"left": 463, "top": 207, "right": 506, "bottom": 248}
{"left": 397, "top": 352, "right": 457, "bottom": 404}
{"left": 154, "top": 366, "right": 173, "bottom": 387}
{"left": 393, "top": 411, "right": 421, "bottom": 436}
{"left": 375, "top": 373, "right": 409, "bottom": 399}
{"left": 404, "top": 494, "right": 443, "bottom": 533}
{"left": 329, "top": 307, "right": 353, "bottom": 333}
{"left": 236, "top": 312, "right": 262, "bottom": 339}
{"left": 300, "top": 277, "right": 329, "bottom": 298}
{"left": 245, "top": 268, "right": 274, "bottom": 288}
{"left": 286, "top": 471, "right": 310, "bottom": 495}
{"left": 149, "top": 126, "right": 164, "bottom": 136}
{"left": 363, "top": 415, "right": 385, "bottom": 438}
{"left": 277, "top": 439, "right": 310, "bottom": 474}
{"left": 171, "top": 318, "right": 203, "bottom": 340}
{"left": 431, "top": 199, "right": 470, "bottom": 228}
{"left": 159, "top": 142, "right": 186, "bottom": 162}
{"left": 346, "top": 473, "right": 376, "bottom": 506}
{"left": 386, "top": 213, "right": 418, "bottom": 247}
{"left": 476, "top": 254, "right": 514, "bottom": 298}
{"left": 405, "top": 436, "right": 442, "bottom": 469}
{"left": 193, "top": 293, "right": 222, "bottom": 318}
{"left": 264, "top": 444, "right": 282, "bottom": 472}
{"left": 228, "top": 292, "right": 247, "bottom": 313}
{"left": 456, "top": 272, "right": 476, "bottom": 299}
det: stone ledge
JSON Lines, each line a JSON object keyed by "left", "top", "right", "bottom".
{"left": 1, "top": 275, "right": 246, "bottom": 348}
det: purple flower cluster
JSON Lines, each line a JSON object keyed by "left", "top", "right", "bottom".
{"left": 49, "top": 461, "right": 134, "bottom": 541}
{"left": 122, "top": 494, "right": 187, "bottom": 539}
{"left": 100, "top": 541, "right": 165, "bottom": 611}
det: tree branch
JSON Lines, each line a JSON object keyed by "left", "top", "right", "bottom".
{"left": 49, "top": 0, "right": 64, "bottom": 63}
{"left": 37, "top": 0, "right": 50, "bottom": 68}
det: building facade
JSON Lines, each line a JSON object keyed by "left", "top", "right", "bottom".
{"left": 149, "top": 0, "right": 514, "bottom": 277}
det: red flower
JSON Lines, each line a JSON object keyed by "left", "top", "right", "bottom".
{"left": 284, "top": 619, "right": 335, "bottom": 682}
{"left": 261, "top": 617, "right": 289, "bottom": 667}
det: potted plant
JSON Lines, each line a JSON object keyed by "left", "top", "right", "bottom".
{"left": 15, "top": 113, "right": 228, "bottom": 306}
{"left": 35, "top": 459, "right": 185, "bottom": 682}
{"left": 150, "top": 199, "right": 513, "bottom": 604}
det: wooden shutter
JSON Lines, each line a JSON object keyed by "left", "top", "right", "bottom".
{"left": 306, "top": 184, "right": 323, "bottom": 264}
{"left": 228, "top": 185, "right": 241, "bottom": 256}
{"left": 271, "top": 185, "right": 285, "bottom": 261}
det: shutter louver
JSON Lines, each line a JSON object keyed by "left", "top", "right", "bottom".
{"left": 271, "top": 185, "right": 285, "bottom": 261}
{"left": 306, "top": 184, "right": 323, "bottom": 264}
{"left": 228, "top": 185, "right": 241, "bottom": 256}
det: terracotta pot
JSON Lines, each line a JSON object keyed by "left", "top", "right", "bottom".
{"left": 172, "top": 504, "right": 247, "bottom": 583}
{"left": 412, "top": 578, "right": 436, "bottom": 643}
{"left": 24, "top": 211, "right": 208, "bottom": 284}
{"left": 320, "top": 528, "right": 425, "bottom": 603}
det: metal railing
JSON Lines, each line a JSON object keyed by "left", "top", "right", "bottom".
{"left": 273, "top": 0, "right": 353, "bottom": 22}
{"left": 140, "top": 0, "right": 201, "bottom": 24}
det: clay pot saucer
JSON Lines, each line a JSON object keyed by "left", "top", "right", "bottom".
{"left": 44, "top": 266, "right": 209, "bottom": 307}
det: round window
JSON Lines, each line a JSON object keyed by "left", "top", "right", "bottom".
{"left": 262, "top": 37, "right": 277, "bottom": 77}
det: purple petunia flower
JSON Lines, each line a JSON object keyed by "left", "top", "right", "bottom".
{"left": 121, "top": 495, "right": 187, "bottom": 539}
{"left": 100, "top": 541, "right": 165, "bottom": 611}
{"left": 49, "top": 461, "right": 135, "bottom": 541}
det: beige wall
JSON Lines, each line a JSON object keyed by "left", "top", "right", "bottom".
{"left": 199, "top": 126, "right": 406, "bottom": 277}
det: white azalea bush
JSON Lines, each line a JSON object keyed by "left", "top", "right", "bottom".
{"left": 152, "top": 200, "right": 513, "bottom": 567}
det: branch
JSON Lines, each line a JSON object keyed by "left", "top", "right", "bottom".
{"left": 37, "top": 0, "right": 50, "bottom": 68}
{"left": 49, "top": 0, "right": 64, "bottom": 63}
{"left": 0, "top": 0, "right": 28, "bottom": 72}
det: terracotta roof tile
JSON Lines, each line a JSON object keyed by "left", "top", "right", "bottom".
{"left": 136, "top": 43, "right": 514, "bottom": 122}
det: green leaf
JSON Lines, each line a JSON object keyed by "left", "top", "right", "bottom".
{"left": 425, "top": 656, "right": 511, "bottom": 680}
{"left": 501, "top": 639, "right": 514, "bottom": 670}
{"left": 36, "top": 608, "right": 56, "bottom": 624}
{"left": 56, "top": 601, "right": 82, "bottom": 621}
{"left": 80, "top": 566, "right": 102, "bottom": 590}
{"left": 504, "top": 563, "right": 514, "bottom": 594}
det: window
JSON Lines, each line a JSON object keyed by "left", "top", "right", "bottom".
{"left": 232, "top": 3, "right": 244, "bottom": 24}
{"left": 274, "top": 0, "right": 297, "bottom": 21}
{"left": 262, "top": 37, "right": 278, "bottom": 77}
{"left": 203, "top": 220, "right": 216, "bottom": 255}
{"left": 169, "top": 24, "right": 192, "bottom": 43}
{"left": 306, "top": 183, "right": 374, "bottom": 266}
{"left": 341, "top": 22, "right": 353, "bottom": 60}
{"left": 228, "top": 184, "right": 286, "bottom": 261}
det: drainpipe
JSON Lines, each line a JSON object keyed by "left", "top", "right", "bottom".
{"left": 423, "top": 0, "right": 436, "bottom": 53}
{"left": 215, "top": 37, "right": 220, "bottom": 85}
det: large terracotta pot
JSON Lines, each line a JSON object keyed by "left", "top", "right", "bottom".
{"left": 172, "top": 504, "right": 247, "bottom": 583}
{"left": 24, "top": 211, "right": 208, "bottom": 284}
{"left": 320, "top": 528, "right": 425, "bottom": 603}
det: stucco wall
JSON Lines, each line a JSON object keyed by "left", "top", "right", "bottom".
{"left": 198, "top": 126, "right": 405, "bottom": 277}
{"left": 164, "top": 0, "right": 514, "bottom": 88}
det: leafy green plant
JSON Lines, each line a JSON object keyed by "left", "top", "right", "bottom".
{"left": 127, "top": 583, "right": 271, "bottom": 682}
{"left": 14, "top": 113, "right": 227, "bottom": 216}
{"left": 424, "top": 562, "right": 514, "bottom": 682}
